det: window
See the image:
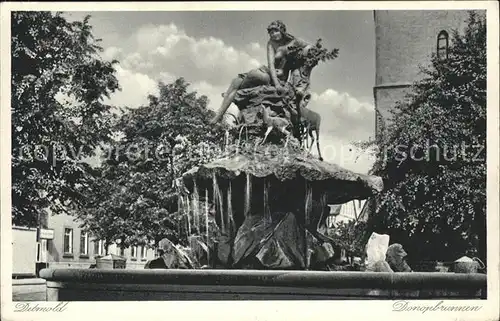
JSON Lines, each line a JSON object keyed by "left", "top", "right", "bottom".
{"left": 94, "top": 239, "right": 105, "bottom": 256}
{"left": 36, "top": 240, "right": 48, "bottom": 262}
{"left": 80, "top": 232, "right": 89, "bottom": 256}
{"left": 36, "top": 242, "right": 40, "bottom": 262}
{"left": 119, "top": 247, "right": 125, "bottom": 256}
{"left": 100, "top": 240, "right": 105, "bottom": 255}
{"left": 131, "top": 246, "right": 137, "bottom": 259}
{"left": 141, "top": 246, "right": 147, "bottom": 260}
{"left": 63, "top": 228, "right": 73, "bottom": 254}
{"left": 437, "top": 30, "right": 449, "bottom": 61}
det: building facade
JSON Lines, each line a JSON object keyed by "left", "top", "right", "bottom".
{"left": 326, "top": 200, "right": 367, "bottom": 228}
{"left": 373, "top": 10, "right": 475, "bottom": 135}
{"left": 12, "top": 212, "right": 156, "bottom": 277}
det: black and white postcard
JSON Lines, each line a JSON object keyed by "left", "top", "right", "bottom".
{"left": 1, "top": 2, "right": 499, "bottom": 321}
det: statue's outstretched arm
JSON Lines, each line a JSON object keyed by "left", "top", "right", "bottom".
{"left": 267, "top": 41, "right": 281, "bottom": 88}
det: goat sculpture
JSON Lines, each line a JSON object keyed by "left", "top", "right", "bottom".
{"left": 299, "top": 106, "right": 323, "bottom": 161}
{"left": 289, "top": 93, "right": 323, "bottom": 161}
{"left": 259, "top": 105, "right": 293, "bottom": 148}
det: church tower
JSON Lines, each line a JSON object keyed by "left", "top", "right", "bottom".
{"left": 373, "top": 10, "right": 477, "bottom": 136}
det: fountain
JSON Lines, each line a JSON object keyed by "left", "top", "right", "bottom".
{"left": 174, "top": 81, "right": 384, "bottom": 270}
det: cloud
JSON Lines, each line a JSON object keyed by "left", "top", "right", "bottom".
{"left": 158, "top": 71, "right": 177, "bottom": 84}
{"left": 134, "top": 23, "right": 182, "bottom": 51}
{"left": 104, "top": 65, "right": 159, "bottom": 108}
{"left": 190, "top": 80, "right": 239, "bottom": 116}
{"left": 116, "top": 23, "right": 263, "bottom": 90}
{"left": 309, "top": 88, "right": 375, "bottom": 143}
{"left": 122, "top": 52, "right": 154, "bottom": 71}
{"left": 304, "top": 89, "right": 375, "bottom": 173}
{"left": 246, "top": 42, "right": 266, "bottom": 58}
{"left": 101, "top": 46, "right": 123, "bottom": 61}
{"left": 308, "top": 136, "right": 376, "bottom": 174}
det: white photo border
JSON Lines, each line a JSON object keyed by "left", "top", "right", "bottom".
{"left": 1, "top": 2, "right": 498, "bottom": 321}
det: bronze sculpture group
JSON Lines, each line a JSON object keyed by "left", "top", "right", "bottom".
{"left": 210, "top": 20, "right": 339, "bottom": 161}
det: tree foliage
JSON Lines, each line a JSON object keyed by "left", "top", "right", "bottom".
{"left": 76, "top": 78, "right": 228, "bottom": 249}
{"left": 289, "top": 38, "right": 339, "bottom": 69}
{"left": 366, "top": 12, "right": 486, "bottom": 263}
{"left": 11, "top": 12, "right": 120, "bottom": 227}
{"left": 328, "top": 220, "right": 367, "bottom": 258}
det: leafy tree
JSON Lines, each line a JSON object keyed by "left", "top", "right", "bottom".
{"left": 328, "top": 220, "right": 367, "bottom": 259}
{"left": 76, "top": 78, "right": 228, "bottom": 249}
{"left": 11, "top": 12, "right": 120, "bottom": 227}
{"left": 365, "top": 11, "right": 486, "bottom": 264}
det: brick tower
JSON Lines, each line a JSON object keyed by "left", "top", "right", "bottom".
{"left": 373, "top": 10, "right": 475, "bottom": 137}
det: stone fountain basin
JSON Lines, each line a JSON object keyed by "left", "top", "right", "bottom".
{"left": 39, "top": 268, "right": 486, "bottom": 301}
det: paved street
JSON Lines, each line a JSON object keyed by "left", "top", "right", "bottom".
{"left": 12, "top": 279, "right": 47, "bottom": 301}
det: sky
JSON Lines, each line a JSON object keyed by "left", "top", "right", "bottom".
{"left": 63, "top": 11, "right": 377, "bottom": 173}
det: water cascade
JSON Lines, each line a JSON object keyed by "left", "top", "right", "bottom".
{"left": 205, "top": 188, "right": 209, "bottom": 263}
{"left": 186, "top": 196, "right": 191, "bottom": 239}
{"left": 212, "top": 172, "right": 224, "bottom": 233}
{"left": 177, "top": 197, "right": 182, "bottom": 237}
{"left": 304, "top": 180, "right": 313, "bottom": 267}
{"left": 192, "top": 179, "right": 200, "bottom": 234}
{"left": 318, "top": 191, "right": 328, "bottom": 231}
{"left": 244, "top": 173, "right": 252, "bottom": 217}
{"left": 263, "top": 177, "right": 271, "bottom": 223}
{"left": 227, "top": 181, "right": 234, "bottom": 235}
